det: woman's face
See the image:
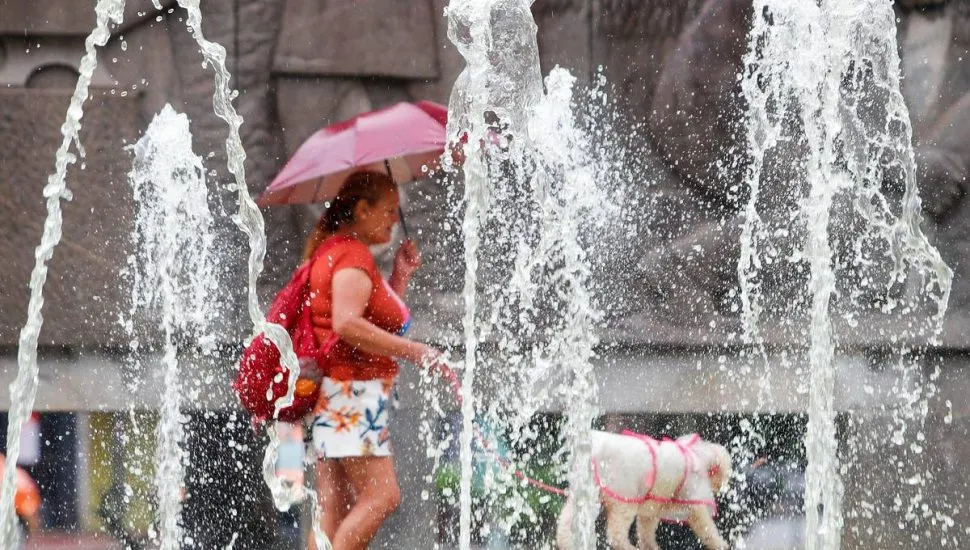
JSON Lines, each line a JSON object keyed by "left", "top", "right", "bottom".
{"left": 354, "top": 188, "right": 400, "bottom": 245}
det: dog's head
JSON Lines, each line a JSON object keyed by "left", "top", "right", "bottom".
{"left": 673, "top": 434, "right": 733, "bottom": 494}
{"left": 698, "top": 441, "right": 733, "bottom": 495}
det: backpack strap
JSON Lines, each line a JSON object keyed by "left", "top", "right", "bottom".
{"left": 309, "top": 234, "right": 355, "bottom": 265}
{"left": 264, "top": 236, "right": 352, "bottom": 327}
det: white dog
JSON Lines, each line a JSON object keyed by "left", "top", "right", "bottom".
{"left": 556, "top": 430, "right": 733, "bottom": 550}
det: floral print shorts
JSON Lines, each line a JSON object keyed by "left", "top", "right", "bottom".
{"left": 310, "top": 377, "right": 394, "bottom": 459}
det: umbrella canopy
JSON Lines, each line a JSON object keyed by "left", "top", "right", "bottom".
{"left": 257, "top": 100, "right": 448, "bottom": 207}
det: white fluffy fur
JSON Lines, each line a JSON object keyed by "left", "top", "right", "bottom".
{"left": 556, "top": 431, "right": 733, "bottom": 550}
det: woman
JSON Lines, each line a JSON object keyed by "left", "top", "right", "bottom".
{"left": 304, "top": 170, "right": 441, "bottom": 550}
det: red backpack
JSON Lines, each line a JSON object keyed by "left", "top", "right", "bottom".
{"left": 233, "top": 236, "right": 348, "bottom": 425}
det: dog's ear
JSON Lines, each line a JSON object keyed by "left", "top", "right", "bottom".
{"left": 707, "top": 444, "right": 733, "bottom": 495}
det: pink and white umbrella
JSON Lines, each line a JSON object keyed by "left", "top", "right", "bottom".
{"left": 257, "top": 100, "right": 449, "bottom": 208}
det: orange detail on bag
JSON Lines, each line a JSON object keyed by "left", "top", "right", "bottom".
{"left": 295, "top": 378, "right": 319, "bottom": 398}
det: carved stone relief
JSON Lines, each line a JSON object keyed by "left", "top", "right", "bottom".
{"left": 0, "top": 1, "right": 176, "bottom": 37}
{"left": 4, "top": 0, "right": 970, "bottom": 348}
{"left": 532, "top": 0, "right": 591, "bottom": 85}
{"left": 272, "top": 0, "right": 438, "bottom": 79}
{"left": 594, "top": 0, "right": 707, "bottom": 118}
{"left": 0, "top": 91, "right": 140, "bottom": 346}
{"left": 0, "top": 36, "right": 114, "bottom": 87}
{"left": 407, "top": 0, "right": 463, "bottom": 104}
{"left": 622, "top": 0, "right": 970, "bottom": 341}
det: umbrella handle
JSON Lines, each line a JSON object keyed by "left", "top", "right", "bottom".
{"left": 398, "top": 205, "right": 410, "bottom": 241}
{"left": 385, "top": 159, "right": 411, "bottom": 241}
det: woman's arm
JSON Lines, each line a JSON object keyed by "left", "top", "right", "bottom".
{"left": 331, "top": 268, "right": 432, "bottom": 364}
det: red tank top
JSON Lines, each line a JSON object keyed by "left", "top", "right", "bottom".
{"left": 309, "top": 237, "right": 411, "bottom": 380}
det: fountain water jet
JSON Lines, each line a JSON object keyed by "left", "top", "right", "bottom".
{"left": 740, "top": 1, "right": 952, "bottom": 547}
{"left": 124, "top": 105, "right": 218, "bottom": 549}
{"left": 3, "top": 1, "right": 330, "bottom": 547}
{"left": 0, "top": 1, "right": 128, "bottom": 546}
{"left": 445, "top": 1, "right": 543, "bottom": 545}
{"left": 446, "top": 1, "right": 613, "bottom": 547}
{"left": 154, "top": 1, "right": 332, "bottom": 546}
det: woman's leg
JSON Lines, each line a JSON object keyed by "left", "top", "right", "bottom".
{"left": 331, "top": 456, "right": 401, "bottom": 550}
{"left": 309, "top": 459, "right": 355, "bottom": 550}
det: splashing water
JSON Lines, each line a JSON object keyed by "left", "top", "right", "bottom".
{"left": 525, "top": 69, "right": 606, "bottom": 549}
{"left": 169, "top": 1, "right": 330, "bottom": 546}
{"left": 447, "top": 2, "right": 494, "bottom": 544}
{"left": 740, "top": 1, "right": 952, "bottom": 548}
{"left": 0, "top": 1, "right": 128, "bottom": 546}
{"left": 445, "top": 2, "right": 535, "bottom": 545}
{"left": 13, "top": 1, "right": 960, "bottom": 548}
{"left": 179, "top": 0, "right": 329, "bottom": 532}
{"left": 446, "top": 1, "right": 611, "bottom": 547}
{"left": 3, "top": 0, "right": 330, "bottom": 547}
{"left": 164, "top": 2, "right": 337, "bottom": 546}
{"left": 123, "top": 105, "right": 219, "bottom": 549}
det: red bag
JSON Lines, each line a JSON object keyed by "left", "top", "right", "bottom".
{"left": 233, "top": 237, "right": 348, "bottom": 424}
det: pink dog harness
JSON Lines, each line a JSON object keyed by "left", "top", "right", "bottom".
{"left": 592, "top": 431, "right": 718, "bottom": 516}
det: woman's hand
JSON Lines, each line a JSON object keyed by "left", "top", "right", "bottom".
{"left": 394, "top": 239, "right": 422, "bottom": 274}
{"left": 404, "top": 342, "right": 439, "bottom": 367}
{"left": 390, "top": 240, "right": 422, "bottom": 296}
{"left": 413, "top": 347, "right": 463, "bottom": 403}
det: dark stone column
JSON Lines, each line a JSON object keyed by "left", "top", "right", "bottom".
{"left": 37, "top": 413, "right": 80, "bottom": 530}
{"left": 181, "top": 410, "right": 279, "bottom": 549}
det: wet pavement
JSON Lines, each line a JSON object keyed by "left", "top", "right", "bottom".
{"left": 26, "top": 533, "right": 122, "bottom": 550}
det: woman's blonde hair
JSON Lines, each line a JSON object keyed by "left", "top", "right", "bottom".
{"left": 303, "top": 170, "right": 397, "bottom": 260}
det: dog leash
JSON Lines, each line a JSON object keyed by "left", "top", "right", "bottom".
{"left": 472, "top": 423, "right": 569, "bottom": 496}
{"left": 438, "top": 363, "right": 569, "bottom": 496}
